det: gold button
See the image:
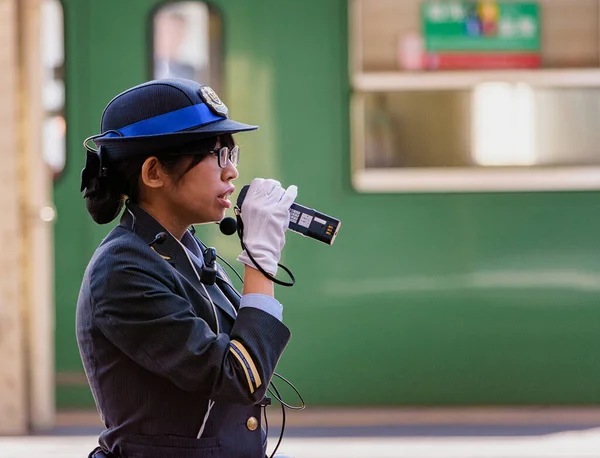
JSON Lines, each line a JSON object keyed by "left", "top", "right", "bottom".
{"left": 246, "top": 416, "right": 258, "bottom": 431}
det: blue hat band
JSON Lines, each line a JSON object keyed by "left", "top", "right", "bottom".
{"left": 101, "top": 103, "right": 225, "bottom": 138}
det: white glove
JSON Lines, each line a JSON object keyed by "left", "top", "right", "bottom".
{"left": 237, "top": 178, "right": 298, "bottom": 275}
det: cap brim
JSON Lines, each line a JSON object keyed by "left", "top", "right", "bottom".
{"left": 182, "top": 118, "right": 259, "bottom": 137}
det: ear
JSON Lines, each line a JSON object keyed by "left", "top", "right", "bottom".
{"left": 140, "top": 157, "right": 165, "bottom": 189}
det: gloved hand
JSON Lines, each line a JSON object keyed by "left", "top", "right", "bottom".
{"left": 237, "top": 178, "right": 298, "bottom": 275}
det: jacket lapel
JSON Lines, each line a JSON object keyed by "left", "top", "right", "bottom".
{"left": 119, "top": 202, "right": 237, "bottom": 321}
{"left": 181, "top": 231, "right": 238, "bottom": 320}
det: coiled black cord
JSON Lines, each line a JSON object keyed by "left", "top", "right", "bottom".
{"left": 202, "top": 222, "right": 305, "bottom": 456}
{"left": 234, "top": 213, "right": 295, "bottom": 287}
{"left": 264, "top": 373, "right": 306, "bottom": 458}
{"left": 215, "top": 253, "right": 244, "bottom": 284}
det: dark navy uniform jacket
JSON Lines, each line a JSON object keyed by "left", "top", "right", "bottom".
{"left": 76, "top": 202, "right": 291, "bottom": 458}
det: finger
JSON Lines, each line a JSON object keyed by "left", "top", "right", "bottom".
{"left": 271, "top": 185, "right": 285, "bottom": 202}
{"left": 279, "top": 185, "right": 298, "bottom": 207}
{"left": 265, "top": 179, "right": 281, "bottom": 196}
{"left": 249, "top": 178, "right": 265, "bottom": 195}
{"left": 242, "top": 178, "right": 264, "bottom": 212}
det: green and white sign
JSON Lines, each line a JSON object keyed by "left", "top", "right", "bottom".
{"left": 421, "top": 1, "right": 540, "bottom": 52}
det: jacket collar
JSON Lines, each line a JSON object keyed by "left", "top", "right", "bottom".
{"left": 119, "top": 201, "right": 236, "bottom": 320}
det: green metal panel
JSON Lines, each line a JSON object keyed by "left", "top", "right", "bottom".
{"left": 56, "top": 0, "right": 600, "bottom": 408}
{"left": 54, "top": 0, "right": 93, "bottom": 407}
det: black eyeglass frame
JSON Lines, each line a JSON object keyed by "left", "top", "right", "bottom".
{"left": 209, "top": 145, "right": 239, "bottom": 168}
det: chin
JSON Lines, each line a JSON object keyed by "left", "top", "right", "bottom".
{"left": 198, "top": 210, "right": 226, "bottom": 225}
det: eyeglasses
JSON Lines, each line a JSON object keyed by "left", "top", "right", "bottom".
{"left": 209, "top": 145, "right": 239, "bottom": 168}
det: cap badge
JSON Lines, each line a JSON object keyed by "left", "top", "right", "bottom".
{"left": 199, "top": 86, "right": 228, "bottom": 117}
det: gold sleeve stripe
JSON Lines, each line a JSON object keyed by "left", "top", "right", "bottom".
{"left": 230, "top": 339, "right": 262, "bottom": 389}
{"left": 229, "top": 345, "right": 255, "bottom": 394}
{"left": 229, "top": 342, "right": 259, "bottom": 389}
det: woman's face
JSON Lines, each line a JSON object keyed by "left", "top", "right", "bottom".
{"left": 162, "top": 136, "right": 239, "bottom": 225}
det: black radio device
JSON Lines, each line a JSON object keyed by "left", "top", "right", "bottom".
{"left": 236, "top": 185, "right": 341, "bottom": 245}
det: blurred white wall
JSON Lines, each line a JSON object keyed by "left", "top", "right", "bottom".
{"left": 0, "top": 0, "right": 28, "bottom": 435}
{"left": 0, "top": 0, "right": 55, "bottom": 435}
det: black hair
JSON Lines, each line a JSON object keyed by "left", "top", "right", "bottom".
{"left": 84, "top": 135, "right": 234, "bottom": 224}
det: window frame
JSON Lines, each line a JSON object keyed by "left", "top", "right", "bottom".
{"left": 148, "top": 0, "right": 224, "bottom": 94}
{"left": 349, "top": 0, "right": 600, "bottom": 193}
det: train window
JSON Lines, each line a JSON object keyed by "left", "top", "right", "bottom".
{"left": 41, "top": 0, "right": 66, "bottom": 180}
{"left": 350, "top": 0, "right": 600, "bottom": 192}
{"left": 152, "top": 2, "right": 222, "bottom": 92}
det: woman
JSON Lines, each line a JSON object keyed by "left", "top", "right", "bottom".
{"left": 77, "top": 78, "right": 296, "bottom": 458}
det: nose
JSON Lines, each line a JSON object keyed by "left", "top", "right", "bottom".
{"left": 222, "top": 159, "right": 239, "bottom": 181}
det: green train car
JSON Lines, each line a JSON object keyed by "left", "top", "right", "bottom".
{"left": 54, "top": 0, "right": 600, "bottom": 408}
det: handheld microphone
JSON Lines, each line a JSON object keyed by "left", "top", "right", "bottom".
{"left": 236, "top": 184, "right": 341, "bottom": 245}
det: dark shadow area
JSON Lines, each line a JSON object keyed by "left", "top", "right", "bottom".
{"left": 38, "top": 424, "right": 600, "bottom": 438}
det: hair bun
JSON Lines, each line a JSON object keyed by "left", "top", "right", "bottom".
{"left": 84, "top": 176, "right": 124, "bottom": 224}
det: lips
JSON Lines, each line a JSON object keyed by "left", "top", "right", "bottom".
{"left": 218, "top": 186, "right": 235, "bottom": 200}
{"left": 217, "top": 186, "right": 235, "bottom": 209}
